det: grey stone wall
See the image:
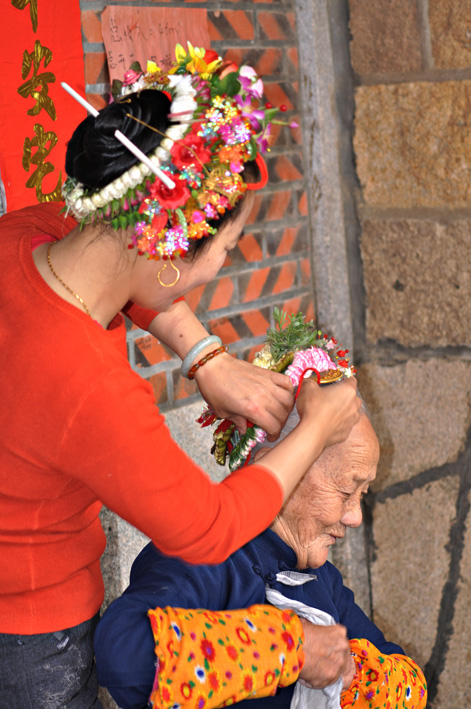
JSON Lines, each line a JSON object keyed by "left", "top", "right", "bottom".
{"left": 349, "top": 0, "right": 471, "bottom": 705}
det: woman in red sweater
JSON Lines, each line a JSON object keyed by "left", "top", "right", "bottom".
{"left": 0, "top": 46, "right": 360, "bottom": 707}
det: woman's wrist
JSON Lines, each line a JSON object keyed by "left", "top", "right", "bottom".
{"left": 181, "top": 335, "right": 222, "bottom": 378}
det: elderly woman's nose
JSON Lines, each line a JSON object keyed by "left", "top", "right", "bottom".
{"left": 341, "top": 502, "right": 363, "bottom": 528}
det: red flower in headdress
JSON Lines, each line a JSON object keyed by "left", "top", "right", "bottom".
{"left": 204, "top": 48, "right": 220, "bottom": 65}
{"left": 171, "top": 125, "right": 212, "bottom": 171}
{"left": 149, "top": 177, "right": 190, "bottom": 209}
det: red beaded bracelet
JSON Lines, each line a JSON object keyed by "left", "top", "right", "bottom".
{"left": 187, "top": 345, "right": 229, "bottom": 380}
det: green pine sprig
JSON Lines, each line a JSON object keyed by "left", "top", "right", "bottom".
{"left": 266, "top": 307, "right": 322, "bottom": 361}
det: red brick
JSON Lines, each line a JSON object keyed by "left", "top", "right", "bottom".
{"left": 185, "top": 284, "right": 205, "bottom": 313}
{"left": 263, "top": 82, "right": 296, "bottom": 111}
{"left": 266, "top": 191, "right": 291, "bottom": 221}
{"left": 208, "top": 276, "right": 234, "bottom": 311}
{"left": 276, "top": 227, "right": 299, "bottom": 257}
{"left": 274, "top": 155, "right": 303, "bottom": 182}
{"left": 287, "top": 46, "right": 299, "bottom": 71}
{"left": 208, "top": 11, "right": 255, "bottom": 42}
{"left": 273, "top": 261, "right": 297, "bottom": 294}
{"left": 173, "top": 371, "right": 198, "bottom": 401}
{"left": 258, "top": 12, "right": 296, "bottom": 41}
{"left": 279, "top": 296, "right": 302, "bottom": 318}
{"left": 208, "top": 317, "right": 240, "bottom": 344}
{"left": 242, "top": 267, "right": 270, "bottom": 303}
{"left": 255, "top": 48, "right": 282, "bottom": 76}
{"left": 282, "top": 297, "right": 315, "bottom": 322}
{"left": 300, "top": 258, "right": 312, "bottom": 287}
{"left": 84, "top": 52, "right": 109, "bottom": 86}
{"left": 241, "top": 310, "right": 270, "bottom": 337}
{"left": 135, "top": 335, "right": 172, "bottom": 366}
{"left": 223, "top": 48, "right": 282, "bottom": 77}
{"left": 147, "top": 372, "right": 168, "bottom": 406}
{"left": 237, "top": 232, "right": 263, "bottom": 262}
{"left": 81, "top": 9, "right": 103, "bottom": 44}
{"left": 222, "top": 48, "right": 245, "bottom": 67}
{"left": 245, "top": 193, "right": 263, "bottom": 225}
{"left": 298, "top": 192, "right": 308, "bottom": 216}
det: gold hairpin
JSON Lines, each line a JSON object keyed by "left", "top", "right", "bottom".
{"left": 125, "top": 113, "right": 210, "bottom": 176}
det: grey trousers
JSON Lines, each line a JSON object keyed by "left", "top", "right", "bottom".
{"left": 0, "top": 614, "right": 103, "bottom": 708}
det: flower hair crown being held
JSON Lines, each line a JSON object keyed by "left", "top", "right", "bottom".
{"left": 197, "top": 308, "right": 357, "bottom": 471}
{"left": 62, "top": 42, "right": 298, "bottom": 262}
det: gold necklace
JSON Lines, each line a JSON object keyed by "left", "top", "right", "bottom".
{"left": 46, "top": 241, "right": 91, "bottom": 317}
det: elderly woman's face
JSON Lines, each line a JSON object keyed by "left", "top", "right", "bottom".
{"left": 272, "top": 414, "right": 379, "bottom": 570}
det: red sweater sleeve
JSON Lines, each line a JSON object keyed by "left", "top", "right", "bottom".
{"left": 122, "top": 297, "right": 185, "bottom": 332}
{"left": 56, "top": 367, "right": 283, "bottom": 564}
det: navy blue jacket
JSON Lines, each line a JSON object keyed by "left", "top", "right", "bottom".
{"left": 95, "top": 529, "right": 403, "bottom": 708}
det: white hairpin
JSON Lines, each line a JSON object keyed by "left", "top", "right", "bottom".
{"left": 61, "top": 82, "right": 175, "bottom": 190}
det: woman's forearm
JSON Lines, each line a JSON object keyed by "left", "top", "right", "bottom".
{"left": 146, "top": 300, "right": 210, "bottom": 360}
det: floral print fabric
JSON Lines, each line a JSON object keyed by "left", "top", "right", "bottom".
{"left": 147, "top": 605, "right": 305, "bottom": 708}
{"left": 341, "top": 638, "right": 427, "bottom": 709}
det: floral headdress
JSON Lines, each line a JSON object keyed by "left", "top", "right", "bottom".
{"left": 198, "top": 308, "right": 357, "bottom": 471}
{"left": 63, "top": 43, "right": 296, "bottom": 261}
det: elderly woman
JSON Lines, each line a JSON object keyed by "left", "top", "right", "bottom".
{"left": 94, "top": 399, "right": 427, "bottom": 708}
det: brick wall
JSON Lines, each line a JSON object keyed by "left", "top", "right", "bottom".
{"left": 80, "top": 0, "right": 314, "bottom": 412}
{"left": 348, "top": 1, "right": 471, "bottom": 705}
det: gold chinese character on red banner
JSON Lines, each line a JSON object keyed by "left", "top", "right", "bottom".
{"left": 18, "top": 39, "right": 56, "bottom": 120}
{"left": 11, "top": 0, "right": 38, "bottom": 33}
{"left": 22, "top": 123, "right": 62, "bottom": 202}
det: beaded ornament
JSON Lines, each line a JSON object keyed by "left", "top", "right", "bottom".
{"left": 197, "top": 308, "right": 357, "bottom": 471}
{"left": 62, "top": 43, "right": 297, "bottom": 261}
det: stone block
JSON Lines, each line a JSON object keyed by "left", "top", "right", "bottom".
{"left": 434, "top": 493, "right": 471, "bottom": 707}
{"left": 361, "top": 219, "right": 471, "bottom": 347}
{"left": 358, "top": 360, "right": 471, "bottom": 490}
{"left": 348, "top": 0, "right": 422, "bottom": 74}
{"left": 354, "top": 82, "right": 471, "bottom": 208}
{"left": 370, "top": 476, "right": 460, "bottom": 669}
{"left": 429, "top": 0, "right": 471, "bottom": 69}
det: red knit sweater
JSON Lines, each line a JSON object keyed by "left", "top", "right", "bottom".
{"left": 0, "top": 204, "right": 282, "bottom": 634}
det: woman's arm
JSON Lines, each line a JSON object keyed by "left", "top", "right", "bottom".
{"left": 136, "top": 299, "right": 295, "bottom": 440}
{"left": 61, "top": 368, "right": 360, "bottom": 563}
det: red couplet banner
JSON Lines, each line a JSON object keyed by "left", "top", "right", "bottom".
{"left": 1, "top": 0, "right": 86, "bottom": 212}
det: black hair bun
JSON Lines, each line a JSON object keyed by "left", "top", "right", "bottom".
{"left": 65, "top": 89, "right": 171, "bottom": 191}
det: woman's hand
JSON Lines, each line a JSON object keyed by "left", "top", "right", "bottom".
{"left": 295, "top": 377, "right": 361, "bottom": 449}
{"left": 195, "top": 354, "right": 294, "bottom": 440}
{"left": 298, "top": 620, "right": 352, "bottom": 688}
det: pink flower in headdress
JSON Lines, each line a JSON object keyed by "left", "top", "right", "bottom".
{"left": 123, "top": 69, "right": 142, "bottom": 86}
{"left": 257, "top": 124, "right": 272, "bottom": 153}
{"left": 149, "top": 177, "right": 190, "bottom": 210}
{"left": 239, "top": 66, "right": 264, "bottom": 98}
{"left": 235, "top": 95, "right": 265, "bottom": 131}
{"left": 285, "top": 347, "right": 337, "bottom": 387}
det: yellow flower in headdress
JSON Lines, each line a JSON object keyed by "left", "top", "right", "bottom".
{"left": 173, "top": 42, "right": 222, "bottom": 79}
{"left": 146, "top": 60, "right": 161, "bottom": 75}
